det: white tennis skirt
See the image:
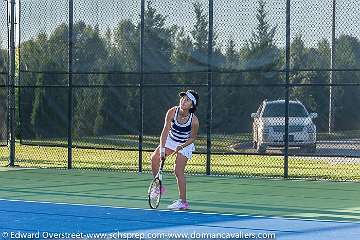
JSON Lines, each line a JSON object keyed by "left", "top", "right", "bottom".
{"left": 164, "top": 136, "right": 195, "bottom": 160}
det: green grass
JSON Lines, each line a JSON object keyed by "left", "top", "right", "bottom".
{"left": 18, "top": 130, "right": 360, "bottom": 153}
{"left": 19, "top": 134, "right": 244, "bottom": 153}
{"left": 1, "top": 142, "right": 360, "bottom": 181}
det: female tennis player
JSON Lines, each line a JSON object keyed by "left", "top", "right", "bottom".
{"left": 150, "top": 90, "right": 199, "bottom": 210}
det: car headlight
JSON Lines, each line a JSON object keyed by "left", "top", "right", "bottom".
{"left": 262, "top": 126, "right": 272, "bottom": 134}
{"left": 306, "top": 124, "right": 316, "bottom": 133}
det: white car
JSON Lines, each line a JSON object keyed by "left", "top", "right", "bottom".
{"left": 251, "top": 100, "right": 317, "bottom": 154}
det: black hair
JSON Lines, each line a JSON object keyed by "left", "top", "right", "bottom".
{"left": 179, "top": 90, "right": 199, "bottom": 113}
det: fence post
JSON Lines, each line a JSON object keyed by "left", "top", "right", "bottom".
{"left": 329, "top": 0, "right": 336, "bottom": 134}
{"left": 284, "top": 0, "right": 291, "bottom": 178}
{"left": 138, "top": 0, "right": 145, "bottom": 173}
{"left": 8, "top": 0, "right": 16, "bottom": 167}
{"left": 6, "top": 0, "right": 10, "bottom": 145}
{"left": 206, "top": 0, "right": 213, "bottom": 175}
{"left": 17, "top": 0, "right": 23, "bottom": 144}
{"left": 67, "top": 0, "right": 74, "bottom": 169}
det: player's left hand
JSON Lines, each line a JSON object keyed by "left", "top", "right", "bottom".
{"left": 170, "top": 146, "right": 183, "bottom": 157}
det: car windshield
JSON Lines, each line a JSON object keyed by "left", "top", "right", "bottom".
{"left": 262, "top": 102, "right": 308, "bottom": 117}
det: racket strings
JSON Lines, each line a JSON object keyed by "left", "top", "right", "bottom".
{"left": 148, "top": 179, "right": 161, "bottom": 208}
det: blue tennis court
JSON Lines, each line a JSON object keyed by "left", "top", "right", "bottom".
{"left": 1, "top": 199, "right": 360, "bottom": 240}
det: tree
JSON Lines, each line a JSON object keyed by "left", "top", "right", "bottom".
{"left": 172, "top": 2, "right": 224, "bottom": 134}
{"left": 140, "top": 1, "right": 177, "bottom": 134}
{"left": 242, "top": 0, "right": 281, "bottom": 128}
{"left": 20, "top": 22, "right": 108, "bottom": 138}
{"left": 94, "top": 21, "right": 139, "bottom": 136}
{"left": 19, "top": 33, "right": 49, "bottom": 138}
{"left": 71, "top": 22, "right": 108, "bottom": 137}
{"left": 0, "top": 38, "right": 6, "bottom": 73}
{"left": 142, "top": 1, "right": 175, "bottom": 73}
{"left": 171, "top": 27, "right": 194, "bottom": 77}
{"left": 289, "top": 35, "right": 330, "bottom": 131}
{"left": 224, "top": 39, "right": 240, "bottom": 70}
{"left": 213, "top": 38, "right": 247, "bottom": 133}
{"left": 191, "top": 2, "right": 208, "bottom": 51}
{"left": 31, "top": 66, "right": 68, "bottom": 138}
{"left": 333, "top": 34, "right": 360, "bottom": 131}
{"left": 172, "top": 1, "right": 214, "bottom": 75}
{"left": 244, "top": 0, "right": 279, "bottom": 73}
{"left": 0, "top": 39, "right": 7, "bottom": 141}
{"left": 30, "top": 29, "right": 69, "bottom": 138}
{"left": 289, "top": 35, "right": 314, "bottom": 103}
{"left": 113, "top": 19, "right": 139, "bottom": 72}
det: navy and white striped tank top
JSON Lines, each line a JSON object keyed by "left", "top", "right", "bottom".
{"left": 169, "top": 107, "right": 193, "bottom": 144}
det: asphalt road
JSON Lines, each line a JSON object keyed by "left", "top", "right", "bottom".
{"left": 231, "top": 139, "right": 360, "bottom": 158}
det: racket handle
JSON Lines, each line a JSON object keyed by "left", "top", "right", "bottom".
{"left": 160, "top": 157, "right": 165, "bottom": 170}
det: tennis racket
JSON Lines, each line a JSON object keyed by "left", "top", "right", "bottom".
{"left": 148, "top": 156, "right": 166, "bottom": 209}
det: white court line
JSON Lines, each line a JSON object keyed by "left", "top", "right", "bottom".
{"left": 0, "top": 167, "right": 37, "bottom": 171}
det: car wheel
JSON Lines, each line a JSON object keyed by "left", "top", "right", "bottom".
{"left": 257, "top": 144, "right": 266, "bottom": 154}
{"left": 307, "top": 144, "right": 316, "bottom": 153}
{"left": 302, "top": 144, "right": 316, "bottom": 153}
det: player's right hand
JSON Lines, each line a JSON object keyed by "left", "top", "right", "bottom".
{"left": 159, "top": 147, "right": 165, "bottom": 159}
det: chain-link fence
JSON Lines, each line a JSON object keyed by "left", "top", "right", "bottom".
{"left": 0, "top": 0, "right": 9, "bottom": 167}
{"left": 1, "top": 0, "right": 8, "bottom": 149}
{"left": 0, "top": 82, "right": 7, "bottom": 149}
{"left": 5, "top": 0, "right": 359, "bottom": 180}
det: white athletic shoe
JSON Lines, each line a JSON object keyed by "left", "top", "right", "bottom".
{"left": 167, "top": 199, "right": 190, "bottom": 210}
